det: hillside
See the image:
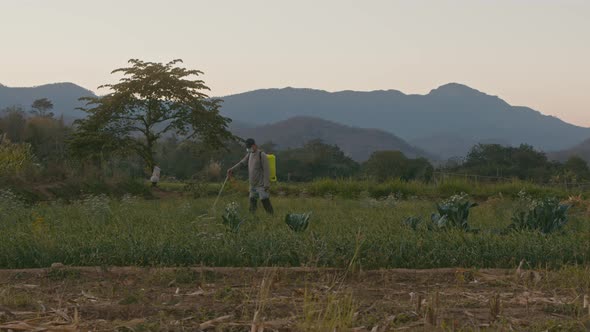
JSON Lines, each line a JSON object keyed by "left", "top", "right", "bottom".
{"left": 231, "top": 116, "right": 432, "bottom": 162}
{"left": 548, "top": 138, "right": 590, "bottom": 163}
{"left": 220, "top": 84, "right": 590, "bottom": 158}
{"left": 0, "top": 82, "right": 96, "bottom": 121}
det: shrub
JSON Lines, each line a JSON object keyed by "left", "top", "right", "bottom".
{"left": 0, "top": 136, "right": 36, "bottom": 177}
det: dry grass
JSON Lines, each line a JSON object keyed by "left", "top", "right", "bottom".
{"left": 0, "top": 266, "right": 588, "bottom": 330}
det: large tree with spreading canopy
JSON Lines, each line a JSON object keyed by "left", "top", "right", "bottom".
{"left": 71, "top": 59, "right": 236, "bottom": 171}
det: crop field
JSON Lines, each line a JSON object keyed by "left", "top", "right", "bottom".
{"left": 2, "top": 185, "right": 590, "bottom": 330}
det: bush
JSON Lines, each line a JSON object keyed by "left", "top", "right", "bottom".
{"left": 0, "top": 136, "right": 36, "bottom": 177}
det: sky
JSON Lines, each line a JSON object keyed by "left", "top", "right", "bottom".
{"left": 1, "top": 0, "right": 589, "bottom": 126}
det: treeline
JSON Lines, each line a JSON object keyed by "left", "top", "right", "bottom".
{"left": 448, "top": 143, "right": 590, "bottom": 184}
{"left": 2, "top": 105, "right": 590, "bottom": 187}
{"left": 0, "top": 105, "right": 71, "bottom": 180}
{"left": 155, "top": 138, "right": 434, "bottom": 182}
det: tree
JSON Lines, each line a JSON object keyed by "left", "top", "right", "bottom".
{"left": 71, "top": 59, "right": 236, "bottom": 171}
{"left": 461, "top": 144, "right": 555, "bottom": 181}
{"left": 0, "top": 106, "right": 27, "bottom": 142}
{"left": 363, "top": 151, "right": 407, "bottom": 181}
{"left": 276, "top": 140, "right": 359, "bottom": 181}
{"left": 25, "top": 116, "right": 69, "bottom": 163}
{"left": 363, "top": 150, "right": 433, "bottom": 182}
{"left": 563, "top": 156, "right": 590, "bottom": 181}
{"left": 30, "top": 98, "right": 54, "bottom": 117}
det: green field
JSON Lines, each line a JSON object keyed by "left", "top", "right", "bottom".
{"left": 170, "top": 177, "right": 585, "bottom": 200}
{"left": 2, "top": 187, "right": 589, "bottom": 270}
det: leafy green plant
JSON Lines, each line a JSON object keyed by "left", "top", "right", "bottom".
{"left": 509, "top": 193, "right": 569, "bottom": 234}
{"left": 403, "top": 216, "right": 423, "bottom": 230}
{"left": 222, "top": 202, "right": 244, "bottom": 233}
{"left": 285, "top": 213, "right": 311, "bottom": 232}
{"left": 430, "top": 193, "right": 478, "bottom": 231}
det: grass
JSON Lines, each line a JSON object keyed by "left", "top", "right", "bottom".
{"left": 0, "top": 287, "right": 36, "bottom": 309}
{"left": 1, "top": 187, "right": 590, "bottom": 270}
{"left": 160, "top": 177, "right": 586, "bottom": 200}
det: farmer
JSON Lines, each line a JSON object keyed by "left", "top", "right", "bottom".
{"left": 227, "top": 138, "right": 274, "bottom": 215}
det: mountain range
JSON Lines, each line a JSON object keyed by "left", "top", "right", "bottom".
{"left": 220, "top": 84, "right": 590, "bottom": 158}
{"left": 1, "top": 82, "right": 589, "bottom": 160}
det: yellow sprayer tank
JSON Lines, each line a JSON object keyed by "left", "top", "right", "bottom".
{"left": 267, "top": 154, "right": 277, "bottom": 182}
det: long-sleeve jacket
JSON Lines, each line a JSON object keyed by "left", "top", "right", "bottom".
{"left": 229, "top": 151, "right": 270, "bottom": 188}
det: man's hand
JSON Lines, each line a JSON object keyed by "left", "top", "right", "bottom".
{"left": 226, "top": 169, "right": 233, "bottom": 178}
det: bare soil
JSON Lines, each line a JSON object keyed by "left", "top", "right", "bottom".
{"left": 0, "top": 267, "right": 588, "bottom": 331}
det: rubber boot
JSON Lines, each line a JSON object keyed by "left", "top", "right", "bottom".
{"left": 261, "top": 198, "right": 274, "bottom": 215}
{"left": 249, "top": 197, "right": 258, "bottom": 213}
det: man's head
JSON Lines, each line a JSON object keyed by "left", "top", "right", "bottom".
{"left": 245, "top": 138, "right": 257, "bottom": 152}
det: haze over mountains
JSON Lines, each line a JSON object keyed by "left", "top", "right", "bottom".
{"left": 232, "top": 116, "right": 430, "bottom": 162}
{"left": 1, "top": 82, "right": 589, "bottom": 160}
{"left": 549, "top": 139, "right": 590, "bottom": 163}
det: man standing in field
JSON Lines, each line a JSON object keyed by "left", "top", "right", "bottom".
{"left": 227, "top": 138, "right": 274, "bottom": 215}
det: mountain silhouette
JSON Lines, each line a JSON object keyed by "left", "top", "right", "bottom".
{"left": 220, "top": 84, "right": 590, "bottom": 158}
{"left": 231, "top": 116, "right": 432, "bottom": 162}
{"left": 0, "top": 82, "right": 96, "bottom": 121}
{"left": 2, "top": 82, "right": 588, "bottom": 159}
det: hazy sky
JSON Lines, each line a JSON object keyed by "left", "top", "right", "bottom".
{"left": 1, "top": 0, "right": 589, "bottom": 126}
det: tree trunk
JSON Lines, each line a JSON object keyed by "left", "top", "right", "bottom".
{"left": 145, "top": 140, "right": 155, "bottom": 175}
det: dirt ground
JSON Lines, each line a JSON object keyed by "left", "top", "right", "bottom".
{"left": 0, "top": 266, "right": 588, "bottom": 331}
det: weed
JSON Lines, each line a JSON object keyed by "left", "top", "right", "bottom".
{"left": 119, "top": 291, "right": 145, "bottom": 305}
{"left": 47, "top": 268, "right": 81, "bottom": 281}
{"left": 489, "top": 292, "right": 502, "bottom": 321}
{"left": 221, "top": 202, "right": 244, "bottom": 233}
{"left": 0, "top": 287, "right": 35, "bottom": 309}
{"left": 300, "top": 287, "right": 357, "bottom": 331}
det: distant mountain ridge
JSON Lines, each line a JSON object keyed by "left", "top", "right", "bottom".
{"left": 1, "top": 82, "right": 589, "bottom": 159}
{"left": 231, "top": 116, "right": 432, "bottom": 162}
{"left": 0, "top": 83, "right": 96, "bottom": 121}
{"left": 220, "top": 84, "right": 590, "bottom": 158}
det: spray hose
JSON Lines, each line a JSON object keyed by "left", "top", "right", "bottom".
{"left": 211, "top": 176, "right": 230, "bottom": 212}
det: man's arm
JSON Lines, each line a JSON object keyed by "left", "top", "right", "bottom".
{"left": 227, "top": 153, "right": 249, "bottom": 176}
